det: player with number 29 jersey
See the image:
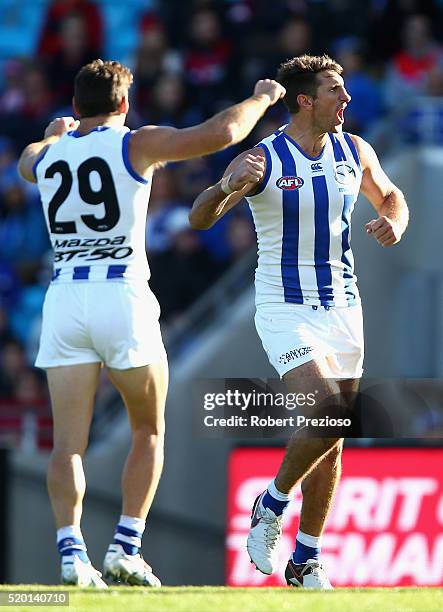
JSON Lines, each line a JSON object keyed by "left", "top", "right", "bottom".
{"left": 34, "top": 125, "right": 151, "bottom": 284}
{"left": 33, "top": 124, "right": 161, "bottom": 370}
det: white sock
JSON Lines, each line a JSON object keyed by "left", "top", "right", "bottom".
{"left": 57, "top": 525, "right": 83, "bottom": 543}
{"left": 267, "top": 479, "right": 291, "bottom": 501}
{"left": 118, "top": 515, "right": 146, "bottom": 533}
{"left": 296, "top": 529, "right": 322, "bottom": 548}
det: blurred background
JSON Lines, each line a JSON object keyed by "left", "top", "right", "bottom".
{"left": 0, "top": 0, "right": 442, "bottom": 588}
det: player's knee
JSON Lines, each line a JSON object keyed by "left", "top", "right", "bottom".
{"left": 132, "top": 426, "right": 165, "bottom": 448}
{"left": 47, "top": 449, "right": 85, "bottom": 485}
{"left": 51, "top": 441, "right": 88, "bottom": 458}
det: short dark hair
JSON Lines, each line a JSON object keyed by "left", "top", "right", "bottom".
{"left": 74, "top": 59, "right": 133, "bottom": 118}
{"left": 277, "top": 54, "right": 343, "bottom": 114}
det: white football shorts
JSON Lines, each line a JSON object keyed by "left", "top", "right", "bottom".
{"left": 255, "top": 302, "right": 364, "bottom": 379}
{"left": 35, "top": 282, "right": 167, "bottom": 370}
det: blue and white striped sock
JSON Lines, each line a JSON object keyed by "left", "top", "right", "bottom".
{"left": 292, "top": 530, "right": 321, "bottom": 564}
{"left": 57, "top": 525, "right": 89, "bottom": 563}
{"left": 261, "top": 479, "right": 291, "bottom": 516}
{"left": 113, "top": 515, "right": 145, "bottom": 556}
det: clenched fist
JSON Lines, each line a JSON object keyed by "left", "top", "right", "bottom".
{"left": 365, "top": 216, "right": 403, "bottom": 246}
{"left": 253, "top": 79, "right": 286, "bottom": 105}
{"left": 44, "top": 116, "right": 80, "bottom": 139}
{"left": 227, "top": 153, "right": 266, "bottom": 192}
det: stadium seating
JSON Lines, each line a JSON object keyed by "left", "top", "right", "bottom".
{"left": 0, "top": 1, "right": 50, "bottom": 61}
{"left": 94, "top": 0, "right": 154, "bottom": 61}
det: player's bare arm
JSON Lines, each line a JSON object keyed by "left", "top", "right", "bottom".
{"left": 189, "top": 149, "right": 266, "bottom": 230}
{"left": 129, "top": 80, "right": 284, "bottom": 174}
{"left": 352, "top": 134, "right": 409, "bottom": 247}
{"left": 18, "top": 117, "right": 80, "bottom": 183}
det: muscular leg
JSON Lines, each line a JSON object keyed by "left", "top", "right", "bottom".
{"left": 107, "top": 360, "right": 168, "bottom": 519}
{"left": 247, "top": 358, "right": 343, "bottom": 576}
{"left": 46, "top": 363, "right": 101, "bottom": 528}
{"left": 299, "top": 441, "right": 342, "bottom": 536}
{"left": 298, "top": 377, "right": 360, "bottom": 536}
{"left": 101, "top": 361, "right": 167, "bottom": 587}
{"left": 274, "top": 359, "right": 343, "bottom": 494}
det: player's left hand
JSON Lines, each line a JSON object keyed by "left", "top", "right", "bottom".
{"left": 44, "top": 117, "right": 80, "bottom": 139}
{"left": 365, "top": 216, "right": 403, "bottom": 247}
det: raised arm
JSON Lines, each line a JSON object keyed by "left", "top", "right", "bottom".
{"left": 18, "top": 117, "right": 79, "bottom": 183}
{"left": 352, "top": 134, "right": 409, "bottom": 247}
{"left": 130, "top": 80, "right": 285, "bottom": 172}
{"left": 189, "top": 147, "right": 266, "bottom": 230}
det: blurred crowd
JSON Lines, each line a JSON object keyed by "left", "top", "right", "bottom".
{"left": 1, "top": 0, "right": 443, "bottom": 410}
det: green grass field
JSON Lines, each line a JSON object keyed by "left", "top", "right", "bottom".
{"left": 1, "top": 586, "right": 442, "bottom": 612}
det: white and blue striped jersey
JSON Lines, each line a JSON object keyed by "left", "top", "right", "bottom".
{"left": 246, "top": 129, "right": 362, "bottom": 308}
{"left": 33, "top": 125, "right": 152, "bottom": 284}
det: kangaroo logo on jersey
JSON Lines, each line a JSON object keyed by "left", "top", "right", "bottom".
{"left": 276, "top": 176, "right": 304, "bottom": 190}
{"left": 334, "top": 162, "right": 356, "bottom": 185}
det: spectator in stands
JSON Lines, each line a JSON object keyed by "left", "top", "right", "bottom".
{"left": 38, "top": 0, "right": 103, "bottom": 59}
{"left": 143, "top": 73, "right": 202, "bottom": 128}
{"left": 149, "top": 207, "right": 222, "bottom": 322}
{"left": 238, "top": 0, "right": 303, "bottom": 34}
{"left": 22, "top": 65, "right": 54, "bottom": 120}
{"left": 402, "top": 63, "right": 443, "bottom": 144}
{"left": 368, "top": 0, "right": 441, "bottom": 63}
{"left": 175, "top": 157, "right": 214, "bottom": 205}
{"left": 335, "top": 37, "right": 384, "bottom": 134}
{"left": 0, "top": 170, "right": 49, "bottom": 268}
{"left": 239, "top": 16, "right": 312, "bottom": 98}
{"left": 385, "top": 14, "right": 443, "bottom": 110}
{"left": 226, "top": 214, "right": 256, "bottom": 263}
{"left": 0, "top": 62, "right": 52, "bottom": 151}
{"left": 0, "top": 262, "right": 19, "bottom": 311}
{"left": 184, "top": 7, "right": 234, "bottom": 114}
{"left": 43, "top": 12, "right": 100, "bottom": 109}
{"left": 133, "top": 17, "right": 181, "bottom": 112}
{"left": 306, "top": 0, "right": 370, "bottom": 44}
{"left": 14, "top": 366, "right": 49, "bottom": 406}
{"left": 17, "top": 65, "right": 55, "bottom": 148}
{"left": 145, "top": 167, "right": 187, "bottom": 255}
{"left": 0, "top": 338, "right": 26, "bottom": 395}
{"left": 0, "top": 137, "right": 16, "bottom": 184}
{"left": 0, "top": 59, "right": 26, "bottom": 116}
{"left": 173, "top": 145, "right": 256, "bottom": 267}
{"left": 276, "top": 16, "right": 312, "bottom": 64}
{"left": 10, "top": 275, "right": 47, "bottom": 349}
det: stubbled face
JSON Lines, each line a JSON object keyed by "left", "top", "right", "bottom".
{"left": 311, "top": 70, "right": 351, "bottom": 133}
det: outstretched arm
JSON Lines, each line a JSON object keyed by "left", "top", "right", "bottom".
{"left": 18, "top": 117, "right": 79, "bottom": 183}
{"left": 130, "top": 80, "right": 285, "bottom": 172}
{"left": 189, "top": 148, "right": 266, "bottom": 230}
{"left": 352, "top": 134, "right": 409, "bottom": 247}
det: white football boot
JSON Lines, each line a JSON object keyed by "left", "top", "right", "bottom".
{"left": 103, "top": 544, "right": 161, "bottom": 586}
{"left": 61, "top": 555, "right": 108, "bottom": 588}
{"left": 285, "top": 558, "right": 333, "bottom": 589}
{"left": 246, "top": 492, "right": 283, "bottom": 575}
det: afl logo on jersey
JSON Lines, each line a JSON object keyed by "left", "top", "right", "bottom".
{"left": 276, "top": 176, "right": 304, "bottom": 190}
{"left": 334, "top": 162, "right": 356, "bottom": 185}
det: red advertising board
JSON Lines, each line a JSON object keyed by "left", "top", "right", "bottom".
{"left": 226, "top": 447, "right": 443, "bottom": 586}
